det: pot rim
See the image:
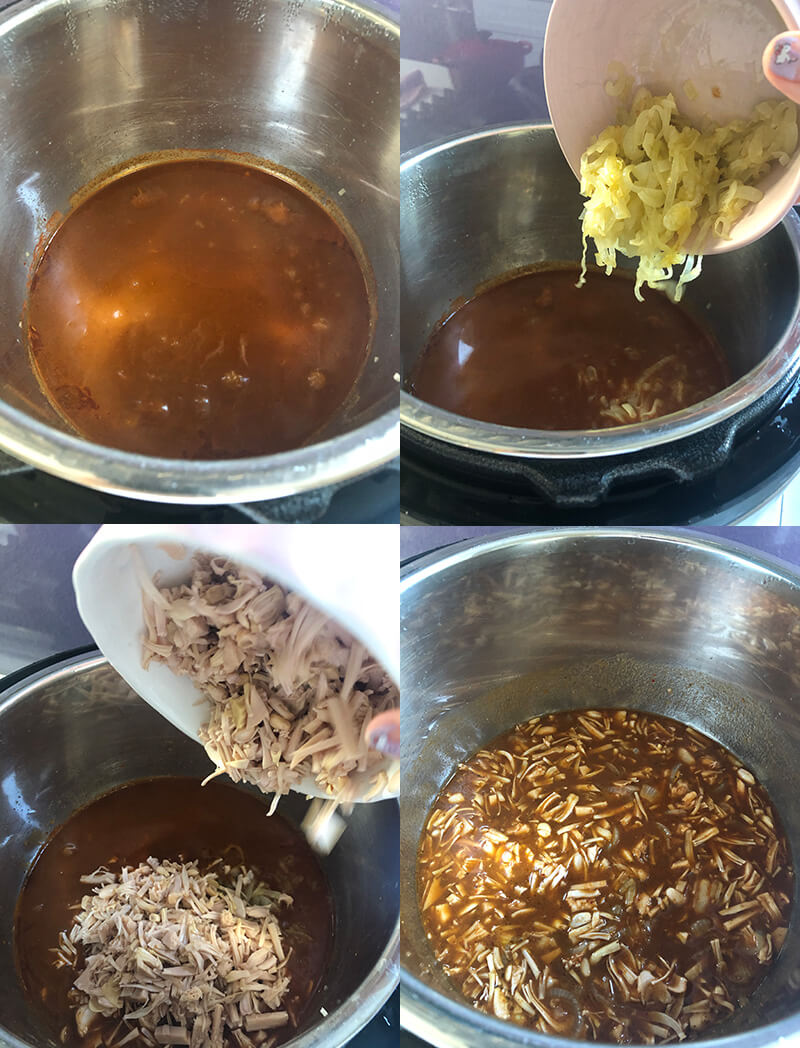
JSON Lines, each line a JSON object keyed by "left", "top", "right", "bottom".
{"left": 0, "top": 651, "right": 399, "bottom": 1048}
{"left": 400, "top": 122, "right": 800, "bottom": 461}
{"left": 399, "top": 525, "right": 800, "bottom": 588}
{"left": 400, "top": 525, "right": 800, "bottom": 1048}
{"left": 0, "top": 0, "right": 399, "bottom": 505}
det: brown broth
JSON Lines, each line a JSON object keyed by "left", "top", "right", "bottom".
{"left": 14, "top": 777, "right": 333, "bottom": 1047}
{"left": 27, "top": 159, "right": 372, "bottom": 459}
{"left": 417, "top": 709, "right": 793, "bottom": 1043}
{"left": 408, "top": 267, "right": 731, "bottom": 430}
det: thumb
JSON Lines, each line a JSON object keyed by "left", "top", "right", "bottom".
{"left": 764, "top": 32, "right": 800, "bottom": 104}
{"left": 365, "top": 709, "right": 400, "bottom": 759}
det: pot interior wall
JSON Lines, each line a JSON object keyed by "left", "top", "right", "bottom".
{"left": 0, "top": 657, "right": 398, "bottom": 1047}
{"left": 400, "top": 126, "right": 798, "bottom": 387}
{"left": 400, "top": 531, "right": 800, "bottom": 1038}
{"left": 0, "top": 0, "right": 398, "bottom": 441}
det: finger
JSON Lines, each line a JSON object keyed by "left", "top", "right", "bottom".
{"left": 365, "top": 709, "right": 400, "bottom": 758}
{"left": 763, "top": 32, "right": 800, "bottom": 104}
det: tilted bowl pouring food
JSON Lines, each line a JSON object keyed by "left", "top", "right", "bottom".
{"left": 72, "top": 524, "right": 400, "bottom": 803}
{"left": 544, "top": 0, "right": 800, "bottom": 256}
{"left": 0, "top": 653, "right": 399, "bottom": 1048}
{"left": 401, "top": 126, "right": 800, "bottom": 496}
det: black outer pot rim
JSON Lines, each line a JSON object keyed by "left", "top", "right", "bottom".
{"left": 400, "top": 363, "right": 800, "bottom": 515}
{"left": 0, "top": 644, "right": 99, "bottom": 695}
{"left": 400, "top": 122, "right": 800, "bottom": 462}
{"left": 400, "top": 526, "right": 800, "bottom": 1048}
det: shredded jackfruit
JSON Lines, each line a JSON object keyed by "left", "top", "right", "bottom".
{"left": 579, "top": 88, "right": 798, "bottom": 301}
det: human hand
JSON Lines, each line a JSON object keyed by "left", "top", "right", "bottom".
{"left": 764, "top": 32, "right": 800, "bottom": 104}
{"left": 763, "top": 34, "right": 800, "bottom": 203}
{"left": 365, "top": 709, "right": 400, "bottom": 759}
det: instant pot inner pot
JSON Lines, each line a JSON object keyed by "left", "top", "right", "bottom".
{"left": 400, "top": 532, "right": 800, "bottom": 1040}
{"left": 400, "top": 126, "right": 799, "bottom": 401}
{"left": 0, "top": 657, "right": 398, "bottom": 1047}
{"left": 0, "top": 0, "right": 398, "bottom": 446}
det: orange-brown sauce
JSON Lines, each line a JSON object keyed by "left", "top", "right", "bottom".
{"left": 27, "top": 159, "right": 371, "bottom": 459}
{"left": 15, "top": 777, "right": 333, "bottom": 1047}
{"left": 408, "top": 268, "right": 730, "bottom": 430}
{"left": 417, "top": 709, "right": 793, "bottom": 1043}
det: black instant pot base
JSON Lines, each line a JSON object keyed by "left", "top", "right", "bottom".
{"left": 0, "top": 462, "right": 399, "bottom": 524}
{"left": 401, "top": 382, "right": 800, "bottom": 524}
{"left": 401, "top": 1033, "right": 429, "bottom": 1048}
{"left": 354, "top": 990, "right": 398, "bottom": 1047}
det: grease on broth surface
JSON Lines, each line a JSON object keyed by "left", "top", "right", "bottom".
{"left": 417, "top": 708, "right": 793, "bottom": 1043}
{"left": 27, "top": 159, "right": 372, "bottom": 459}
{"left": 15, "top": 777, "right": 333, "bottom": 1047}
{"left": 408, "top": 267, "right": 730, "bottom": 430}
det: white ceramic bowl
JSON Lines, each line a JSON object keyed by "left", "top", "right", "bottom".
{"left": 72, "top": 524, "right": 399, "bottom": 802}
{"left": 544, "top": 0, "right": 800, "bottom": 254}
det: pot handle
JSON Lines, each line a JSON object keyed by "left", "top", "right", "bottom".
{"left": 510, "top": 425, "right": 739, "bottom": 507}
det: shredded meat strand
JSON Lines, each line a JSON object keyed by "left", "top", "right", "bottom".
{"left": 419, "top": 709, "right": 793, "bottom": 1044}
{"left": 138, "top": 553, "right": 399, "bottom": 808}
{"left": 58, "top": 858, "right": 292, "bottom": 1048}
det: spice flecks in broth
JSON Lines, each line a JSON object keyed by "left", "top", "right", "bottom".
{"left": 15, "top": 777, "right": 333, "bottom": 1048}
{"left": 408, "top": 268, "right": 730, "bottom": 431}
{"left": 417, "top": 708, "right": 793, "bottom": 1043}
{"left": 27, "top": 159, "right": 372, "bottom": 459}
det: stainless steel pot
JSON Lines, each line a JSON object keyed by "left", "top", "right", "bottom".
{"left": 401, "top": 125, "right": 800, "bottom": 460}
{"left": 0, "top": 652, "right": 399, "bottom": 1047}
{"left": 0, "top": 0, "right": 398, "bottom": 504}
{"left": 401, "top": 528, "right": 800, "bottom": 1048}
